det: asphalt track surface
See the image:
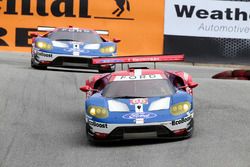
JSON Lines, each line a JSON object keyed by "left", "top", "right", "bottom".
{"left": 0, "top": 52, "right": 250, "bottom": 167}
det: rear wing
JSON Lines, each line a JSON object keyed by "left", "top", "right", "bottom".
{"left": 92, "top": 54, "right": 184, "bottom": 69}
{"left": 37, "top": 26, "right": 56, "bottom": 32}
{"left": 37, "top": 26, "right": 109, "bottom": 35}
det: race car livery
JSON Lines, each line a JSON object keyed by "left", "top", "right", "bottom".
{"left": 80, "top": 55, "right": 198, "bottom": 142}
{"left": 31, "top": 27, "right": 119, "bottom": 73}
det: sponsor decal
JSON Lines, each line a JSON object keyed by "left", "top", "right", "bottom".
{"left": 165, "top": 0, "right": 250, "bottom": 39}
{"left": 37, "top": 52, "right": 52, "bottom": 58}
{"left": 0, "top": 0, "right": 163, "bottom": 56}
{"left": 89, "top": 120, "right": 108, "bottom": 128}
{"left": 100, "top": 59, "right": 122, "bottom": 63}
{"left": 174, "top": 5, "right": 250, "bottom": 21}
{"left": 130, "top": 98, "right": 148, "bottom": 105}
{"left": 61, "top": 28, "right": 90, "bottom": 33}
{"left": 0, "top": 27, "right": 8, "bottom": 46}
{"left": 0, "top": 0, "right": 133, "bottom": 19}
{"left": 112, "top": 0, "right": 131, "bottom": 17}
{"left": 114, "top": 74, "right": 163, "bottom": 81}
{"left": 172, "top": 116, "right": 192, "bottom": 126}
{"left": 1, "top": 0, "right": 91, "bottom": 18}
{"left": 122, "top": 112, "right": 157, "bottom": 120}
{"left": 0, "top": 0, "right": 134, "bottom": 48}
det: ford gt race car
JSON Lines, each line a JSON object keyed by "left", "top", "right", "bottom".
{"left": 80, "top": 55, "right": 198, "bottom": 142}
{"left": 31, "top": 26, "right": 119, "bottom": 72}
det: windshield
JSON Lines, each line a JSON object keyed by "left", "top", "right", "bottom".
{"left": 47, "top": 29, "right": 103, "bottom": 43}
{"left": 102, "top": 79, "right": 175, "bottom": 98}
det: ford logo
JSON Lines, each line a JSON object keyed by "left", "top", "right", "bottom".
{"left": 122, "top": 112, "right": 157, "bottom": 119}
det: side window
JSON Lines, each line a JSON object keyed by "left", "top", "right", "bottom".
{"left": 166, "top": 72, "right": 185, "bottom": 88}
{"left": 94, "top": 76, "right": 110, "bottom": 90}
{"left": 173, "top": 76, "right": 185, "bottom": 87}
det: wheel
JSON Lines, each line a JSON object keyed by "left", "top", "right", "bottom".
{"left": 85, "top": 125, "right": 93, "bottom": 142}
{"left": 31, "top": 59, "right": 47, "bottom": 70}
{"left": 85, "top": 123, "right": 99, "bottom": 144}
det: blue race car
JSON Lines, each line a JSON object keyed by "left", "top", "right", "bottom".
{"left": 31, "top": 26, "right": 119, "bottom": 72}
{"left": 80, "top": 55, "right": 198, "bottom": 142}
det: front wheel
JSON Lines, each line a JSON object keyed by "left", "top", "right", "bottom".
{"left": 31, "top": 59, "right": 47, "bottom": 70}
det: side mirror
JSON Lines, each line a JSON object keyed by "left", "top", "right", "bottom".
{"left": 30, "top": 32, "right": 39, "bottom": 38}
{"left": 177, "top": 85, "right": 188, "bottom": 90}
{"left": 188, "top": 82, "right": 198, "bottom": 88}
{"left": 113, "top": 38, "right": 121, "bottom": 43}
{"left": 177, "top": 82, "right": 198, "bottom": 90}
{"left": 80, "top": 85, "right": 99, "bottom": 92}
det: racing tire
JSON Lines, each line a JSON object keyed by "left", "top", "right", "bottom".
{"left": 85, "top": 126, "right": 93, "bottom": 143}
{"left": 85, "top": 125, "right": 105, "bottom": 145}
{"left": 183, "top": 118, "right": 194, "bottom": 139}
{"left": 31, "top": 60, "right": 47, "bottom": 70}
{"left": 85, "top": 123, "right": 96, "bottom": 143}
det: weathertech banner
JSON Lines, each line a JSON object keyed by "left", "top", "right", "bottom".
{"left": 164, "top": 0, "right": 250, "bottom": 64}
{"left": 165, "top": 0, "right": 250, "bottom": 39}
{"left": 0, "top": 0, "right": 164, "bottom": 55}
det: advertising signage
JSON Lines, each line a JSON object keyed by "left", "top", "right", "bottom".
{"left": 165, "top": 0, "right": 250, "bottom": 39}
{"left": 0, "top": 0, "right": 164, "bottom": 55}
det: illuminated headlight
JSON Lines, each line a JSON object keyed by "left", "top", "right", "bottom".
{"left": 87, "top": 106, "right": 108, "bottom": 118}
{"left": 148, "top": 97, "right": 170, "bottom": 111}
{"left": 170, "top": 102, "right": 191, "bottom": 116}
{"left": 36, "top": 41, "right": 53, "bottom": 50}
{"left": 84, "top": 44, "right": 100, "bottom": 49}
{"left": 52, "top": 41, "right": 68, "bottom": 48}
{"left": 100, "top": 46, "right": 115, "bottom": 53}
{"left": 108, "top": 100, "right": 129, "bottom": 112}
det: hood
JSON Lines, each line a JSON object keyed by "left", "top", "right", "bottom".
{"left": 87, "top": 95, "right": 177, "bottom": 124}
{"left": 86, "top": 92, "right": 193, "bottom": 124}
{"left": 35, "top": 37, "right": 116, "bottom": 56}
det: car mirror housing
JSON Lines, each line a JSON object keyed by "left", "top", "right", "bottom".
{"left": 188, "top": 82, "right": 198, "bottom": 88}
{"left": 177, "top": 82, "right": 198, "bottom": 90}
{"left": 30, "top": 32, "right": 39, "bottom": 38}
{"left": 113, "top": 38, "right": 121, "bottom": 43}
{"left": 80, "top": 85, "right": 92, "bottom": 92}
{"left": 80, "top": 85, "right": 99, "bottom": 92}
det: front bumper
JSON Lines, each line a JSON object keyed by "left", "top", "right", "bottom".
{"left": 31, "top": 50, "right": 114, "bottom": 70}
{"left": 85, "top": 114, "right": 194, "bottom": 141}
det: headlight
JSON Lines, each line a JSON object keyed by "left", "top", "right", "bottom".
{"left": 84, "top": 44, "right": 100, "bottom": 49}
{"left": 36, "top": 41, "right": 53, "bottom": 50}
{"left": 170, "top": 102, "right": 191, "bottom": 116}
{"left": 87, "top": 106, "right": 108, "bottom": 118}
{"left": 100, "top": 46, "right": 115, "bottom": 53}
{"left": 108, "top": 100, "right": 129, "bottom": 112}
{"left": 148, "top": 97, "right": 170, "bottom": 111}
{"left": 52, "top": 41, "right": 68, "bottom": 48}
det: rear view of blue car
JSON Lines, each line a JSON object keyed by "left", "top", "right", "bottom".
{"left": 31, "top": 27, "right": 119, "bottom": 73}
